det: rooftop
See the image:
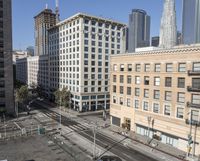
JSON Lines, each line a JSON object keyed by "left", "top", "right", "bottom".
{"left": 112, "top": 44, "right": 200, "bottom": 57}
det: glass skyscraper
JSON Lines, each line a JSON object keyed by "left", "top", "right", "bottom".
{"left": 128, "top": 9, "right": 150, "bottom": 52}
{"left": 182, "top": 0, "right": 200, "bottom": 44}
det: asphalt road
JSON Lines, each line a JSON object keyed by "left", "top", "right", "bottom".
{"left": 32, "top": 101, "right": 159, "bottom": 161}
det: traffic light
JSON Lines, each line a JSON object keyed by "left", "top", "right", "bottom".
{"left": 188, "top": 134, "right": 193, "bottom": 145}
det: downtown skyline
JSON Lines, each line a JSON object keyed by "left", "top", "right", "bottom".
{"left": 13, "top": 0, "right": 182, "bottom": 50}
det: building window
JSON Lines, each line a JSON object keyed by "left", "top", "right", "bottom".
{"left": 134, "top": 100, "right": 139, "bottom": 109}
{"left": 176, "top": 107, "right": 184, "bottom": 119}
{"left": 127, "top": 98, "right": 131, "bottom": 107}
{"left": 192, "top": 94, "right": 200, "bottom": 105}
{"left": 177, "top": 92, "right": 185, "bottom": 103}
{"left": 144, "top": 76, "right": 149, "bottom": 85}
{"left": 178, "top": 63, "right": 186, "bottom": 72}
{"left": 165, "top": 91, "right": 172, "bottom": 101}
{"left": 144, "top": 89, "right": 149, "bottom": 98}
{"left": 113, "top": 85, "right": 116, "bottom": 93}
{"left": 113, "top": 96, "right": 117, "bottom": 103}
{"left": 193, "top": 62, "right": 200, "bottom": 72}
{"left": 164, "top": 105, "right": 171, "bottom": 116}
{"left": 154, "top": 77, "right": 160, "bottom": 86}
{"left": 135, "top": 76, "right": 140, "bottom": 84}
{"left": 120, "top": 64, "right": 124, "bottom": 71}
{"left": 144, "top": 64, "right": 150, "bottom": 72}
{"left": 135, "top": 88, "right": 140, "bottom": 96}
{"left": 120, "top": 75, "right": 124, "bottom": 83}
{"left": 166, "top": 63, "right": 173, "bottom": 72}
{"left": 155, "top": 64, "right": 161, "bottom": 72}
{"left": 135, "top": 64, "right": 141, "bottom": 72}
{"left": 0, "top": 91, "right": 5, "bottom": 98}
{"left": 128, "top": 64, "right": 132, "bottom": 71}
{"left": 120, "top": 97, "right": 123, "bottom": 105}
{"left": 165, "top": 77, "right": 172, "bottom": 87}
{"left": 191, "top": 110, "right": 199, "bottom": 122}
{"left": 113, "top": 64, "right": 117, "bottom": 71}
{"left": 143, "top": 101, "right": 148, "bottom": 111}
{"left": 192, "top": 78, "right": 200, "bottom": 89}
{"left": 0, "top": 80, "right": 4, "bottom": 87}
{"left": 127, "top": 87, "right": 131, "bottom": 95}
{"left": 153, "top": 103, "right": 159, "bottom": 113}
{"left": 113, "top": 75, "right": 117, "bottom": 83}
{"left": 154, "top": 90, "right": 160, "bottom": 99}
{"left": 178, "top": 78, "right": 185, "bottom": 88}
{"left": 120, "top": 86, "right": 124, "bottom": 94}
{"left": 127, "top": 75, "right": 132, "bottom": 84}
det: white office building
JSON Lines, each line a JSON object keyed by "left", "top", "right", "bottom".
{"left": 48, "top": 13, "right": 126, "bottom": 111}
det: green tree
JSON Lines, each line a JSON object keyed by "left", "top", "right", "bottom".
{"left": 54, "top": 87, "right": 71, "bottom": 108}
{"left": 16, "top": 85, "right": 31, "bottom": 108}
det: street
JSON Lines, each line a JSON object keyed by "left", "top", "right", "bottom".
{"left": 32, "top": 100, "right": 160, "bottom": 161}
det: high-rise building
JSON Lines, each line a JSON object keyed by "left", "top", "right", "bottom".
{"left": 34, "top": 8, "right": 56, "bottom": 56}
{"left": 26, "top": 46, "right": 34, "bottom": 56}
{"left": 128, "top": 9, "right": 150, "bottom": 52}
{"left": 182, "top": 0, "right": 200, "bottom": 44}
{"left": 151, "top": 36, "right": 159, "bottom": 47}
{"left": 48, "top": 13, "right": 126, "bottom": 112}
{"left": 0, "top": 0, "right": 14, "bottom": 114}
{"left": 159, "top": 0, "right": 177, "bottom": 48}
{"left": 110, "top": 45, "right": 200, "bottom": 155}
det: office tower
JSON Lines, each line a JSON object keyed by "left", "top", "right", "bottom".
{"left": 110, "top": 45, "right": 200, "bottom": 155}
{"left": 151, "top": 36, "right": 159, "bottom": 47}
{"left": 159, "top": 0, "right": 177, "bottom": 48}
{"left": 48, "top": 13, "right": 126, "bottom": 112}
{"left": 0, "top": 0, "right": 14, "bottom": 114}
{"left": 34, "top": 8, "right": 56, "bottom": 56}
{"left": 177, "top": 31, "right": 182, "bottom": 45}
{"left": 128, "top": 9, "right": 150, "bottom": 52}
{"left": 26, "top": 46, "right": 34, "bottom": 56}
{"left": 182, "top": 0, "right": 200, "bottom": 44}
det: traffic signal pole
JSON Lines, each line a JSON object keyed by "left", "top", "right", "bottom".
{"left": 192, "top": 124, "right": 197, "bottom": 158}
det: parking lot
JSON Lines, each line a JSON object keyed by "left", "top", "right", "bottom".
{"left": 0, "top": 135, "right": 74, "bottom": 161}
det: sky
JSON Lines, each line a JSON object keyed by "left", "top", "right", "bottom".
{"left": 12, "top": 0, "right": 182, "bottom": 50}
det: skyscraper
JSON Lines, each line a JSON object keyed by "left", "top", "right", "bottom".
{"left": 0, "top": 0, "right": 14, "bottom": 114}
{"left": 128, "top": 9, "right": 150, "bottom": 52}
{"left": 159, "top": 0, "right": 177, "bottom": 48}
{"left": 34, "top": 8, "right": 56, "bottom": 56}
{"left": 182, "top": 0, "right": 200, "bottom": 44}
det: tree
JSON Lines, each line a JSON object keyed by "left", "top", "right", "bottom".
{"left": 16, "top": 85, "right": 31, "bottom": 109}
{"left": 54, "top": 87, "right": 71, "bottom": 109}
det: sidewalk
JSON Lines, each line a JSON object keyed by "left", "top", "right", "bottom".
{"left": 39, "top": 100, "right": 193, "bottom": 161}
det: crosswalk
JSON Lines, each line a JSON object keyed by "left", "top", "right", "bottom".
{"left": 41, "top": 111, "right": 91, "bottom": 134}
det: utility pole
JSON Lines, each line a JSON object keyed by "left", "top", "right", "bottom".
{"left": 59, "top": 96, "right": 62, "bottom": 135}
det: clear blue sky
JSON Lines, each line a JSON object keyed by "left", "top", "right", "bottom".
{"left": 12, "top": 0, "right": 182, "bottom": 50}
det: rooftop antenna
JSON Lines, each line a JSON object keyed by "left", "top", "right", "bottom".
{"left": 55, "top": 0, "right": 60, "bottom": 23}
{"left": 45, "top": 3, "right": 48, "bottom": 9}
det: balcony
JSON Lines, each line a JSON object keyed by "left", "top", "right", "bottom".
{"left": 187, "top": 102, "right": 200, "bottom": 109}
{"left": 187, "top": 86, "right": 200, "bottom": 92}
{"left": 185, "top": 119, "right": 200, "bottom": 126}
{"left": 188, "top": 70, "right": 200, "bottom": 76}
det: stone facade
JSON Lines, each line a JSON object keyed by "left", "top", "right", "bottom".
{"left": 110, "top": 45, "right": 200, "bottom": 155}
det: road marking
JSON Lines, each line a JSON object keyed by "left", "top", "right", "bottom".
{"left": 14, "top": 122, "right": 22, "bottom": 130}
